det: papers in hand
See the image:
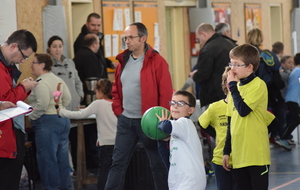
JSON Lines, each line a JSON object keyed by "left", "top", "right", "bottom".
{"left": 0, "top": 101, "right": 33, "bottom": 122}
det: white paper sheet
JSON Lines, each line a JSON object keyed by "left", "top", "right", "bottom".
{"left": 112, "top": 34, "right": 119, "bottom": 56}
{"left": 104, "top": 35, "right": 112, "bottom": 57}
{"left": 124, "top": 8, "right": 131, "bottom": 28}
{"left": 134, "top": 11, "right": 142, "bottom": 22}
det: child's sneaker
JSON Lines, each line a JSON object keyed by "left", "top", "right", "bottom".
{"left": 206, "top": 170, "right": 215, "bottom": 178}
{"left": 287, "top": 139, "right": 296, "bottom": 145}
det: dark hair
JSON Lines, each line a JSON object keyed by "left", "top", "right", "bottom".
{"left": 215, "top": 23, "right": 230, "bottom": 35}
{"left": 6, "top": 30, "right": 37, "bottom": 52}
{"left": 87, "top": 13, "right": 101, "bottom": 22}
{"left": 294, "top": 53, "right": 300, "bottom": 66}
{"left": 229, "top": 44, "right": 260, "bottom": 71}
{"left": 82, "top": 34, "right": 98, "bottom": 47}
{"left": 35, "top": 53, "right": 53, "bottom": 71}
{"left": 129, "top": 22, "right": 148, "bottom": 38}
{"left": 272, "top": 42, "right": 284, "bottom": 54}
{"left": 173, "top": 90, "right": 196, "bottom": 108}
{"left": 95, "top": 79, "right": 113, "bottom": 99}
{"left": 48, "top": 35, "right": 63, "bottom": 48}
{"left": 280, "top": 55, "right": 292, "bottom": 64}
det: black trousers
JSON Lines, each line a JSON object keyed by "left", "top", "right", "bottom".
{"left": 0, "top": 128, "right": 25, "bottom": 190}
{"left": 282, "top": 101, "right": 300, "bottom": 139}
{"left": 232, "top": 165, "right": 269, "bottom": 190}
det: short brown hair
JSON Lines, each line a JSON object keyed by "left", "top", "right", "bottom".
{"left": 246, "top": 28, "right": 263, "bottom": 47}
{"left": 272, "top": 41, "right": 284, "bottom": 54}
{"left": 173, "top": 90, "right": 196, "bottom": 108}
{"left": 87, "top": 13, "right": 101, "bottom": 22}
{"left": 229, "top": 44, "right": 260, "bottom": 71}
{"left": 35, "top": 53, "right": 53, "bottom": 71}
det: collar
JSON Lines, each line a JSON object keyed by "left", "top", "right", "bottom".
{"left": 204, "top": 33, "right": 220, "bottom": 46}
{"left": 0, "top": 47, "right": 22, "bottom": 81}
{"left": 239, "top": 72, "right": 256, "bottom": 86}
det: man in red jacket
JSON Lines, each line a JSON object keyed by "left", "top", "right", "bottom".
{"left": 0, "top": 30, "right": 38, "bottom": 190}
{"left": 105, "top": 22, "right": 172, "bottom": 190}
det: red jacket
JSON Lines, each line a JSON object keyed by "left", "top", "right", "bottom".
{"left": 112, "top": 44, "right": 173, "bottom": 116}
{"left": 0, "top": 57, "right": 29, "bottom": 158}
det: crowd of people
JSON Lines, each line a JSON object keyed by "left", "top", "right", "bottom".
{"left": 0, "top": 11, "right": 300, "bottom": 190}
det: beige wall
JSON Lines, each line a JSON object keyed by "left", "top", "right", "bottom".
{"left": 15, "top": 0, "right": 294, "bottom": 88}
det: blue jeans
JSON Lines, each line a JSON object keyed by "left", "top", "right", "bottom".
{"left": 212, "top": 163, "right": 233, "bottom": 190}
{"left": 105, "top": 114, "right": 168, "bottom": 190}
{"left": 31, "top": 114, "right": 71, "bottom": 190}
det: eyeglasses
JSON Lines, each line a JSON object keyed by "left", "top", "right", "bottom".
{"left": 32, "top": 62, "right": 40, "bottom": 64}
{"left": 17, "top": 45, "right": 29, "bottom": 61}
{"left": 169, "top": 100, "right": 192, "bottom": 107}
{"left": 228, "top": 63, "right": 246, "bottom": 68}
{"left": 123, "top": 36, "right": 140, "bottom": 42}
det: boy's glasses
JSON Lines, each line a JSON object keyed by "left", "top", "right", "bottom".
{"left": 228, "top": 63, "right": 246, "bottom": 68}
{"left": 169, "top": 100, "right": 192, "bottom": 107}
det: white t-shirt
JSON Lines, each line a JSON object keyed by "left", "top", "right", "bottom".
{"left": 169, "top": 117, "right": 206, "bottom": 190}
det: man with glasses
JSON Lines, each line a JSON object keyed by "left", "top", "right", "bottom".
{"left": 105, "top": 22, "right": 172, "bottom": 190}
{"left": 0, "top": 29, "right": 38, "bottom": 189}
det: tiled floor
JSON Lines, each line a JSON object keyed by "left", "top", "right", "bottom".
{"left": 21, "top": 143, "right": 300, "bottom": 190}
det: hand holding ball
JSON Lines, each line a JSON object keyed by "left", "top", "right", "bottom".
{"left": 141, "top": 106, "right": 170, "bottom": 140}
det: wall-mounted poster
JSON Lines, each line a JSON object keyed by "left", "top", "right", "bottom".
{"left": 212, "top": 3, "right": 231, "bottom": 27}
{"left": 244, "top": 4, "right": 262, "bottom": 34}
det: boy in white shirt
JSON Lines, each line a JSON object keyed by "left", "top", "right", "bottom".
{"left": 156, "top": 90, "right": 206, "bottom": 190}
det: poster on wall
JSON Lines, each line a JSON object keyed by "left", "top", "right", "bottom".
{"left": 0, "top": 0, "right": 17, "bottom": 44}
{"left": 212, "top": 3, "right": 231, "bottom": 27}
{"left": 244, "top": 4, "right": 262, "bottom": 34}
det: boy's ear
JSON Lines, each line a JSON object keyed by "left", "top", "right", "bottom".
{"left": 188, "top": 107, "right": 195, "bottom": 115}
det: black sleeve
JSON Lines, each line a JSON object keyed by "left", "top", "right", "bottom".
{"left": 105, "top": 58, "right": 114, "bottom": 69}
{"left": 223, "top": 117, "right": 232, "bottom": 155}
{"left": 158, "top": 120, "right": 172, "bottom": 134}
{"left": 268, "top": 117, "right": 279, "bottom": 134}
{"left": 229, "top": 81, "right": 252, "bottom": 117}
{"left": 199, "top": 122, "right": 216, "bottom": 138}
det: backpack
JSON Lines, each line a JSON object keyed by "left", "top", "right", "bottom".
{"left": 255, "top": 50, "right": 285, "bottom": 90}
{"left": 255, "top": 50, "right": 275, "bottom": 85}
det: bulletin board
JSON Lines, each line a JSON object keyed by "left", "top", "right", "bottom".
{"left": 133, "top": 1, "right": 158, "bottom": 50}
{"left": 244, "top": 4, "right": 262, "bottom": 34}
{"left": 102, "top": 0, "right": 130, "bottom": 64}
{"left": 212, "top": 3, "right": 231, "bottom": 27}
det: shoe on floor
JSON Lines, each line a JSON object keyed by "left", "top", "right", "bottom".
{"left": 276, "top": 139, "right": 292, "bottom": 151}
{"left": 287, "top": 139, "right": 296, "bottom": 145}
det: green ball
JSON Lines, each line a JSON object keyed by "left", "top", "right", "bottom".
{"left": 141, "top": 106, "right": 170, "bottom": 140}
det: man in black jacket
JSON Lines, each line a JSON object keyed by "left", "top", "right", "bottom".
{"left": 73, "top": 13, "right": 116, "bottom": 79}
{"left": 191, "top": 23, "right": 236, "bottom": 108}
{"left": 74, "top": 33, "right": 102, "bottom": 105}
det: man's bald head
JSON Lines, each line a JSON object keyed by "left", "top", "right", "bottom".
{"left": 196, "top": 23, "right": 215, "bottom": 46}
{"left": 82, "top": 33, "right": 100, "bottom": 53}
